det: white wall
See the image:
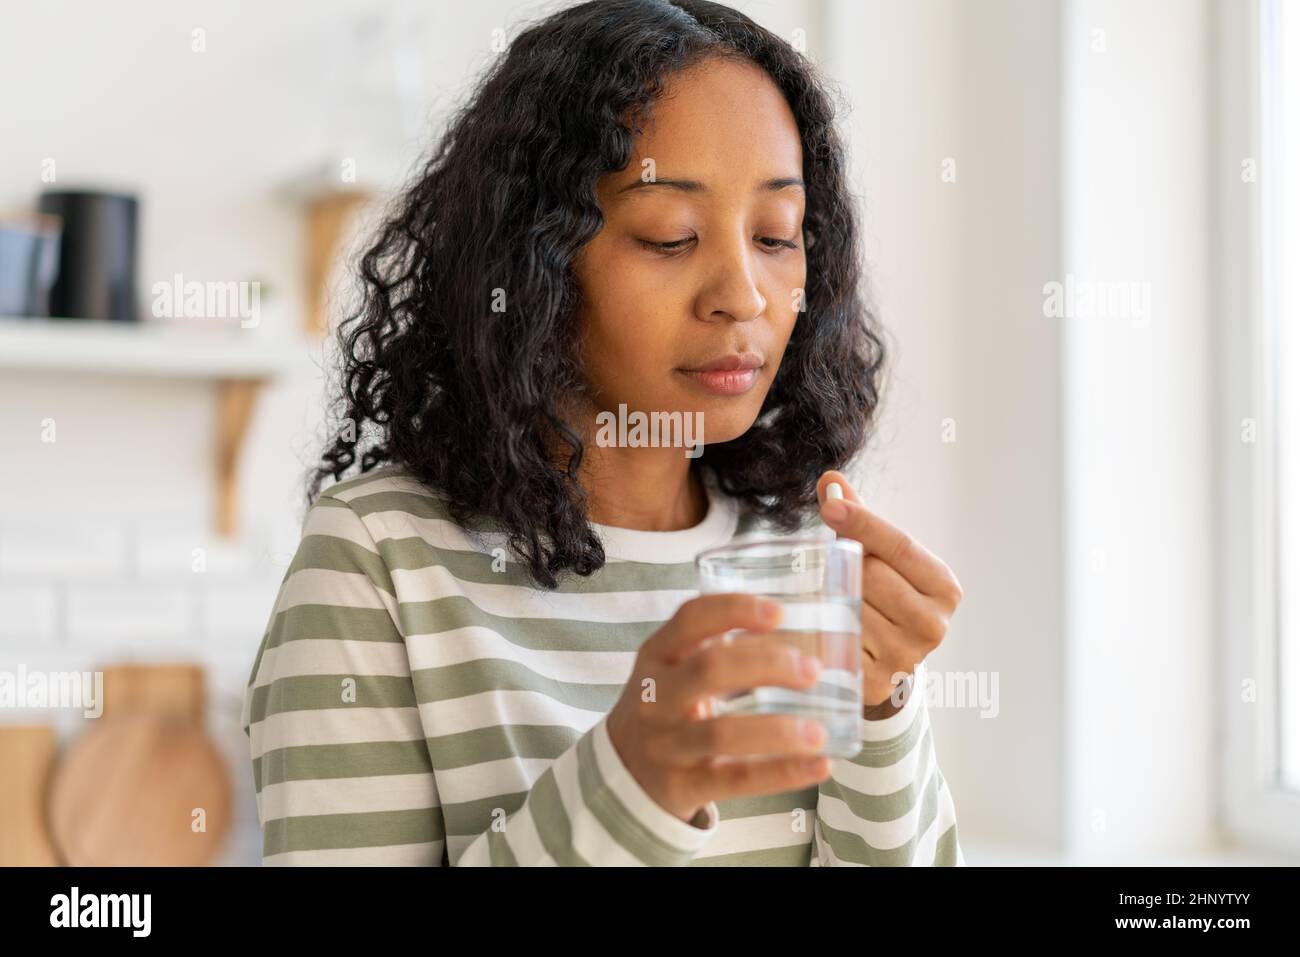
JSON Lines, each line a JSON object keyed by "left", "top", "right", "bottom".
{"left": 820, "top": 0, "right": 1269, "bottom": 864}
{"left": 1061, "top": 0, "right": 1216, "bottom": 859}
{"left": 823, "top": 0, "right": 1068, "bottom": 852}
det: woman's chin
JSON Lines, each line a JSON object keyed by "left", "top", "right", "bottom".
{"left": 690, "top": 412, "right": 760, "bottom": 446}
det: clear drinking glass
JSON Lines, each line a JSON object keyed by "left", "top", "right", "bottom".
{"left": 695, "top": 534, "right": 864, "bottom": 759}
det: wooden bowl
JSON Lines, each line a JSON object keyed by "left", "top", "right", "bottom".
{"left": 0, "top": 725, "right": 60, "bottom": 866}
{"left": 48, "top": 711, "right": 231, "bottom": 866}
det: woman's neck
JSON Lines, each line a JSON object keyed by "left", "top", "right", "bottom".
{"left": 550, "top": 391, "right": 709, "bottom": 532}
{"left": 579, "top": 450, "right": 708, "bottom": 532}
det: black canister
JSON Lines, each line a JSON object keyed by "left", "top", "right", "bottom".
{"left": 38, "top": 190, "right": 139, "bottom": 321}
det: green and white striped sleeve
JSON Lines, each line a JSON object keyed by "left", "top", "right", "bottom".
{"left": 243, "top": 492, "right": 723, "bottom": 866}
{"left": 453, "top": 715, "right": 721, "bottom": 866}
{"left": 812, "top": 660, "right": 965, "bottom": 866}
{"left": 242, "top": 494, "right": 446, "bottom": 865}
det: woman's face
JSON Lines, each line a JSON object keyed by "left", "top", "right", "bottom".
{"left": 572, "top": 55, "right": 807, "bottom": 447}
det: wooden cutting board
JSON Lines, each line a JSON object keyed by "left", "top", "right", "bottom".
{"left": 47, "top": 711, "right": 231, "bottom": 866}
{"left": 0, "top": 725, "right": 60, "bottom": 866}
{"left": 100, "top": 663, "right": 206, "bottom": 724}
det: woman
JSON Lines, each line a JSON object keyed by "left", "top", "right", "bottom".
{"left": 242, "top": 0, "right": 965, "bottom": 866}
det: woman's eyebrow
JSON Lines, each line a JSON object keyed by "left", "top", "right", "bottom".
{"left": 615, "top": 176, "right": 805, "bottom": 196}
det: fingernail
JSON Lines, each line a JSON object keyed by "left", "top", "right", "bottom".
{"left": 826, "top": 482, "right": 843, "bottom": 501}
{"left": 801, "top": 719, "right": 825, "bottom": 746}
{"left": 800, "top": 656, "right": 822, "bottom": 680}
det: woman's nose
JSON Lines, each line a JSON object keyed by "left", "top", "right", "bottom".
{"left": 693, "top": 235, "right": 767, "bottom": 323}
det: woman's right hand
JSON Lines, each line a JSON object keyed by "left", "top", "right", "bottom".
{"left": 605, "top": 593, "right": 834, "bottom": 824}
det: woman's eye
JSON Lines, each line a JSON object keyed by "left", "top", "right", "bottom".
{"left": 638, "top": 237, "right": 694, "bottom": 253}
{"left": 635, "top": 235, "right": 798, "bottom": 255}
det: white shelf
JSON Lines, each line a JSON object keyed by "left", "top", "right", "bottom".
{"left": 0, "top": 316, "right": 316, "bottom": 536}
{"left": 0, "top": 316, "right": 310, "bottom": 380}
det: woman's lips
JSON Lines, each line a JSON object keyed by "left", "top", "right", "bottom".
{"left": 677, "top": 366, "right": 762, "bottom": 396}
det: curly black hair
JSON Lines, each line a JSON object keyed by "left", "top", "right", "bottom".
{"left": 310, "top": 0, "right": 887, "bottom": 589}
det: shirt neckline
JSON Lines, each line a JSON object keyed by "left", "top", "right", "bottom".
{"left": 590, "top": 469, "right": 739, "bottom": 564}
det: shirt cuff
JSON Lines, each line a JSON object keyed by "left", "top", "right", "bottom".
{"left": 858, "top": 660, "right": 927, "bottom": 743}
{"left": 588, "top": 715, "right": 720, "bottom": 862}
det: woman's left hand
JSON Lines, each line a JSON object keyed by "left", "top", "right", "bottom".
{"left": 816, "top": 470, "right": 963, "bottom": 716}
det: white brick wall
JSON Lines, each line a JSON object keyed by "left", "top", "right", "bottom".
{"left": 0, "top": 525, "right": 127, "bottom": 577}
{"left": 65, "top": 583, "right": 199, "bottom": 649}
{"left": 0, "top": 522, "right": 288, "bottom": 652}
{"left": 0, "top": 514, "right": 294, "bottom": 866}
{"left": 0, "top": 584, "right": 59, "bottom": 642}
{"left": 135, "top": 529, "right": 256, "bottom": 578}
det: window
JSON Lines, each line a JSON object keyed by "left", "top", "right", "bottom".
{"left": 1267, "top": 0, "right": 1300, "bottom": 793}
{"left": 1221, "top": 0, "right": 1300, "bottom": 854}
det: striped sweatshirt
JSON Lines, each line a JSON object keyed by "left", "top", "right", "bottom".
{"left": 241, "top": 464, "right": 964, "bottom": 866}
